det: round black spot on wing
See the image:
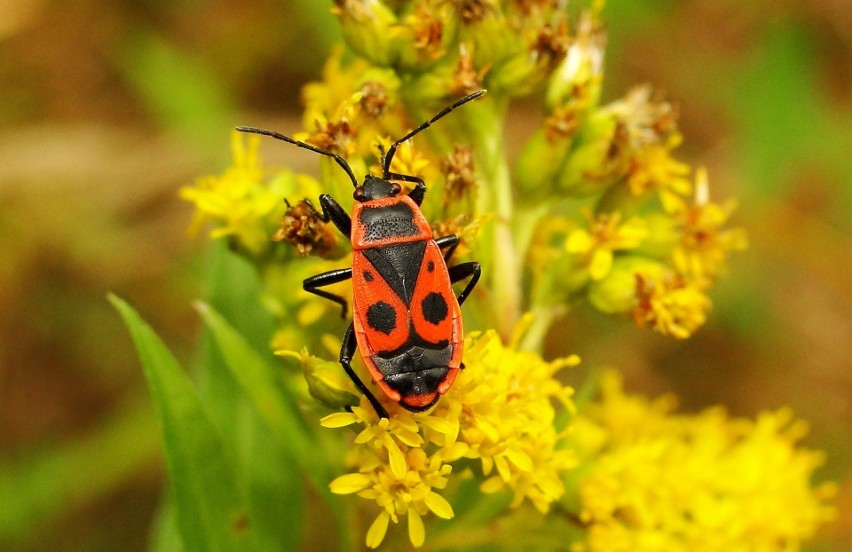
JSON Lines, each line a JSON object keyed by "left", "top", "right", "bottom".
{"left": 421, "top": 292, "right": 448, "bottom": 325}
{"left": 366, "top": 301, "right": 397, "bottom": 335}
{"left": 363, "top": 270, "right": 374, "bottom": 282}
{"left": 427, "top": 260, "right": 435, "bottom": 272}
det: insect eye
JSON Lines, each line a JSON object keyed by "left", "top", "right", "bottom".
{"left": 390, "top": 182, "right": 401, "bottom": 195}
{"left": 353, "top": 186, "right": 366, "bottom": 201}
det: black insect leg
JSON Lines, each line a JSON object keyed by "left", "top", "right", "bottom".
{"left": 340, "top": 323, "right": 389, "bottom": 419}
{"left": 303, "top": 268, "right": 352, "bottom": 318}
{"left": 435, "top": 234, "right": 460, "bottom": 263}
{"left": 313, "top": 194, "right": 352, "bottom": 238}
{"left": 448, "top": 261, "right": 481, "bottom": 306}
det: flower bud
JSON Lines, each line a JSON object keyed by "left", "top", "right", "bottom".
{"left": 333, "top": 0, "right": 400, "bottom": 66}
{"left": 514, "top": 128, "right": 572, "bottom": 196}
{"left": 278, "top": 348, "right": 360, "bottom": 410}
{"left": 546, "top": 13, "right": 605, "bottom": 109}
{"left": 394, "top": 1, "right": 458, "bottom": 72}
{"left": 587, "top": 256, "right": 666, "bottom": 314}
{"left": 556, "top": 110, "right": 629, "bottom": 197}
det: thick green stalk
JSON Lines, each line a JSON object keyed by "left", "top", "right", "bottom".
{"left": 467, "top": 97, "right": 520, "bottom": 340}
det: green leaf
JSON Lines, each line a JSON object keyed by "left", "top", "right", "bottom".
{"left": 196, "top": 301, "right": 352, "bottom": 551}
{"left": 195, "top": 302, "right": 316, "bottom": 467}
{"left": 109, "top": 294, "right": 257, "bottom": 552}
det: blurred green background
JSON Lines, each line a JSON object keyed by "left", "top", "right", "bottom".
{"left": 0, "top": 0, "right": 849, "bottom": 550}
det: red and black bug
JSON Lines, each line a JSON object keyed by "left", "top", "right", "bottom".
{"left": 237, "top": 91, "right": 484, "bottom": 419}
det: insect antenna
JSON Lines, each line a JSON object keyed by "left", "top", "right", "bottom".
{"left": 235, "top": 126, "right": 359, "bottom": 188}
{"left": 382, "top": 90, "right": 487, "bottom": 179}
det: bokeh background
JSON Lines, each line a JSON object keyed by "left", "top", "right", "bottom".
{"left": 1, "top": 0, "right": 849, "bottom": 550}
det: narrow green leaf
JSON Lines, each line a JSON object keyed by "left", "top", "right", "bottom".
{"left": 109, "top": 294, "right": 257, "bottom": 552}
{"left": 196, "top": 301, "right": 352, "bottom": 551}
{"left": 195, "top": 302, "right": 319, "bottom": 478}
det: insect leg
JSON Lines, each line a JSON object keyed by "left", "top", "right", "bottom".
{"left": 303, "top": 268, "right": 352, "bottom": 318}
{"left": 317, "top": 194, "right": 352, "bottom": 237}
{"left": 435, "top": 234, "right": 460, "bottom": 263}
{"left": 340, "top": 323, "right": 390, "bottom": 419}
{"left": 448, "top": 261, "right": 481, "bottom": 306}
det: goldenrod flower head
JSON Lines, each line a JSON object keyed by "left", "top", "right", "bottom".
{"left": 299, "top": 102, "right": 361, "bottom": 159}
{"left": 547, "top": 10, "right": 605, "bottom": 109}
{"left": 671, "top": 168, "right": 749, "bottom": 282}
{"left": 627, "top": 134, "right": 692, "bottom": 213}
{"left": 566, "top": 210, "right": 649, "bottom": 281}
{"left": 586, "top": 256, "right": 667, "bottom": 314}
{"left": 396, "top": 1, "right": 458, "bottom": 70}
{"left": 370, "top": 137, "right": 432, "bottom": 183}
{"left": 440, "top": 145, "right": 478, "bottom": 208}
{"left": 571, "top": 371, "right": 837, "bottom": 552}
{"left": 180, "top": 132, "right": 286, "bottom": 254}
{"left": 320, "top": 330, "right": 579, "bottom": 547}
{"left": 632, "top": 272, "right": 711, "bottom": 339}
{"left": 272, "top": 197, "right": 341, "bottom": 258}
{"left": 332, "top": 0, "right": 400, "bottom": 65}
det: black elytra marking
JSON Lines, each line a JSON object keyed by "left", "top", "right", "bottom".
{"left": 366, "top": 301, "right": 397, "bottom": 335}
{"left": 421, "top": 292, "right": 449, "bottom": 325}
{"left": 362, "top": 241, "right": 427, "bottom": 305}
{"left": 427, "top": 260, "right": 435, "bottom": 272}
{"left": 363, "top": 270, "right": 374, "bottom": 282}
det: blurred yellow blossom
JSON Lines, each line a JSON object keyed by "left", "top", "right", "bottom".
{"left": 632, "top": 272, "right": 712, "bottom": 339}
{"left": 671, "top": 168, "right": 749, "bottom": 282}
{"left": 570, "top": 371, "right": 837, "bottom": 552}
{"left": 180, "top": 132, "right": 283, "bottom": 254}
{"left": 566, "top": 210, "right": 649, "bottom": 281}
{"left": 627, "top": 134, "right": 693, "bottom": 213}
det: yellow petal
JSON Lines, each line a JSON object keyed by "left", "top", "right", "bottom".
{"left": 589, "top": 249, "right": 613, "bottom": 280}
{"left": 566, "top": 230, "right": 593, "bottom": 253}
{"left": 330, "top": 473, "right": 371, "bottom": 494}
{"left": 425, "top": 491, "right": 454, "bottom": 519}
{"left": 419, "top": 416, "right": 456, "bottom": 436}
{"left": 319, "top": 412, "right": 359, "bottom": 428}
{"left": 408, "top": 510, "right": 425, "bottom": 548}
{"left": 385, "top": 437, "right": 408, "bottom": 480}
{"left": 494, "top": 455, "right": 511, "bottom": 482}
{"left": 504, "top": 448, "right": 534, "bottom": 472}
{"left": 480, "top": 475, "right": 504, "bottom": 493}
{"left": 366, "top": 511, "right": 391, "bottom": 549}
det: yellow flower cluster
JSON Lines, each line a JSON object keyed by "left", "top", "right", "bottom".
{"left": 180, "top": 132, "right": 327, "bottom": 258}
{"left": 569, "top": 372, "right": 837, "bottom": 552}
{"left": 553, "top": 92, "right": 746, "bottom": 338}
{"left": 318, "top": 330, "right": 579, "bottom": 548}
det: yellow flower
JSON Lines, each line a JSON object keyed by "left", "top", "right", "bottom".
{"left": 369, "top": 137, "right": 433, "bottom": 184}
{"left": 671, "top": 168, "right": 748, "bottom": 282}
{"left": 632, "top": 272, "right": 711, "bottom": 339}
{"left": 566, "top": 210, "right": 649, "bottom": 281}
{"left": 570, "top": 371, "right": 837, "bottom": 552}
{"left": 320, "top": 329, "right": 579, "bottom": 547}
{"left": 180, "top": 132, "right": 284, "bottom": 254}
{"left": 627, "top": 134, "right": 693, "bottom": 213}
{"left": 321, "top": 405, "right": 455, "bottom": 548}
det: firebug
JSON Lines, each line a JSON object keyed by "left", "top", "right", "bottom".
{"left": 237, "top": 90, "right": 485, "bottom": 419}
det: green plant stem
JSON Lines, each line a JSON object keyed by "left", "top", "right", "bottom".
{"left": 468, "top": 97, "right": 521, "bottom": 340}
{"left": 520, "top": 304, "right": 566, "bottom": 353}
